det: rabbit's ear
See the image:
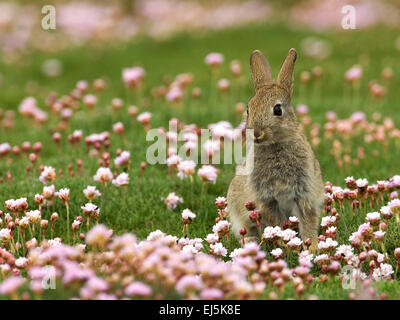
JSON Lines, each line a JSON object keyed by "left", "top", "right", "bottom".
{"left": 250, "top": 50, "right": 272, "bottom": 91}
{"left": 277, "top": 48, "right": 297, "bottom": 96}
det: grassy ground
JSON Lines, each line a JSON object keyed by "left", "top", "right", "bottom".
{"left": 1, "top": 23, "right": 400, "bottom": 299}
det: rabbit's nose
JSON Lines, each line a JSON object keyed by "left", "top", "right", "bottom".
{"left": 254, "top": 129, "right": 262, "bottom": 139}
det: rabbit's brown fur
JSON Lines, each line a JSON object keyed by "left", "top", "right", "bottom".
{"left": 227, "top": 49, "right": 324, "bottom": 249}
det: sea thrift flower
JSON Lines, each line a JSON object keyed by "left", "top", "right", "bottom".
{"left": 181, "top": 209, "right": 196, "bottom": 232}
{"left": 210, "top": 242, "right": 227, "bottom": 257}
{"left": 177, "top": 160, "right": 196, "bottom": 180}
{"left": 318, "top": 238, "right": 338, "bottom": 253}
{"left": 83, "top": 186, "right": 101, "bottom": 202}
{"left": 287, "top": 237, "right": 303, "bottom": 251}
{"left": 205, "top": 233, "right": 219, "bottom": 244}
{"left": 164, "top": 192, "right": 183, "bottom": 210}
{"left": 112, "top": 173, "right": 129, "bottom": 187}
{"left": 114, "top": 151, "right": 130, "bottom": 168}
{"left": 271, "top": 248, "right": 284, "bottom": 260}
{"left": 212, "top": 220, "right": 230, "bottom": 238}
{"left": 205, "top": 53, "right": 224, "bottom": 67}
{"left": 93, "top": 167, "right": 113, "bottom": 184}
{"left": 122, "top": 66, "right": 145, "bottom": 90}
{"left": 262, "top": 226, "right": 282, "bottom": 243}
{"left": 137, "top": 112, "right": 151, "bottom": 131}
{"left": 86, "top": 224, "right": 112, "bottom": 249}
{"left": 81, "top": 203, "right": 100, "bottom": 226}
{"left": 366, "top": 212, "right": 381, "bottom": 226}
{"left": 345, "top": 176, "right": 357, "bottom": 189}
{"left": 39, "top": 166, "right": 56, "bottom": 184}
{"left": 215, "top": 197, "right": 227, "bottom": 210}
{"left": 125, "top": 281, "right": 152, "bottom": 298}
{"left": 56, "top": 188, "right": 70, "bottom": 202}
{"left": 345, "top": 65, "right": 362, "bottom": 83}
{"left": 197, "top": 165, "right": 219, "bottom": 184}
{"left": 113, "top": 122, "right": 124, "bottom": 135}
{"left": 0, "top": 276, "right": 25, "bottom": 297}
{"left": 176, "top": 275, "right": 203, "bottom": 296}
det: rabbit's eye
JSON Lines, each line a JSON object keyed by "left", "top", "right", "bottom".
{"left": 273, "top": 104, "right": 282, "bottom": 116}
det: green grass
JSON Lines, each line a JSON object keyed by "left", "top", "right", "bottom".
{"left": 1, "top": 23, "right": 400, "bottom": 299}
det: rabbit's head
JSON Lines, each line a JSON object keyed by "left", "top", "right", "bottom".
{"left": 246, "top": 49, "right": 299, "bottom": 143}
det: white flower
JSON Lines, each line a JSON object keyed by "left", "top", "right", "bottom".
{"left": 281, "top": 229, "right": 297, "bottom": 242}
{"left": 56, "top": 188, "right": 70, "bottom": 202}
{"left": 93, "top": 167, "right": 113, "bottom": 184}
{"left": 289, "top": 216, "right": 299, "bottom": 223}
{"left": 164, "top": 192, "right": 183, "bottom": 210}
{"left": 146, "top": 230, "right": 165, "bottom": 241}
{"left": 39, "top": 166, "right": 56, "bottom": 184}
{"left": 210, "top": 242, "right": 227, "bottom": 257}
{"left": 287, "top": 237, "right": 302, "bottom": 248}
{"left": 15, "top": 257, "right": 28, "bottom": 268}
{"left": 366, "top": 212, "right": 380, "bottom": 223}
{"left": 262, "top": 226, "right": 282, "bottom": 241}
{"left": 318, "top": 238, "right": 338, "bottom": 251}
{"left": 372, "top": 263, "right": 393, "bottom": 281}
{"left": 177, "top": 160, "right": 196, "bottom": 179}
{"left": 81, "top": 203, "right": 100, "bottom": 217}
{"left": 212, "top": 220, "right": 230, "bottom": 235}
{"left": 205, "top": 233, "right": 219, "bottom": 244}
{"left": 271, "top": 248, "right": 284, "bottom": 259}
{"left": 83, "top": 186, "right": 101, "bottom": 201}
{"left": 314, "top": 254, "right": 330, "bottom": 264}
{"left": 321, "top": 216, "right": 336, "bottom": 228}
{"left": 356, "top": 178, "right": 368, "bottom": 188}
{"left": 181, "top": 209, "right": 196, "bottom": 221}
{"left": 0, "top": 229, "right": 11, "bottom": 243}
{"left": 26, "top": 210, "right": 41, "bottom": 224}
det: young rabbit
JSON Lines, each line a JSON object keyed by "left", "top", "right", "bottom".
{"left": 227, "top": 49, "right": 324, "bottom": 250}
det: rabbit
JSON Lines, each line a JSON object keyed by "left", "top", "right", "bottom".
{"left": 227, "top": 48, "right": 324, "bottom": 251}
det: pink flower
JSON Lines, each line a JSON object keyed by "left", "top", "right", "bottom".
{"left": 217, "top": 78, "right": 230, "bottom": 91}
{"left": 177, "top": 160, "right": 196, "bottom": 180}
{"left": 83, "top": 186, "right": 101, "bottom": 201}
{"left": 114, "top": 151, "right": 130, "bottom": 167}
{"left": 181, "top": 209, "right": 196, "bottom": 224}
{"left": 39, "top": 166, "right": 56, "bottom": 184}
{"left": 122, "top": 66, "right": 145, "bottom": 89}
{"left": 113, "top": 122, "right": 124, "bottom": 135}
{"left": 210, "top": 242, "right": 227, "bottom": 257}
{"left": 93, "top": 167, "right": 112, "bottom": 184}
{"left": 296, "top": 104, "right": 309, "bottom": 115}
{"left": 205, "top": 53, "right": 224, "bottom": 67}
{"left": 164, "top": 192, "right": 183, "bottom": 210}
{"left": 176, "top": 275, "right": 203, "bottom": 294}
{"left": 166, "top": 86, "right": 183, "bottom": 102}
{"left": 56, "top": 188, "right": 70, "bottom": 202}
{"left": 200, "top": 288, "right": 224, "bottom": 300}
{"left": 125, "top": 281, "right": 152, "bottom": 297}
{"left": 137, "top": 112, "right": 151, "bottom": 124}
{"left": 112, "top": 173, "right": 129, "bottom": 187}
{"left": 86, "top": 224, "right": 112, "bottom": 248}
{"left": 197, "top": 165, "right": 219, "bottom": 184}
{"left": 345, "top": 65, "right": 362, "bottom": 82}
{"left": 0, "top": 276, "right": 25, "bottom": 296}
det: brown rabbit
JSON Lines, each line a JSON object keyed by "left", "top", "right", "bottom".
{"left": 227, "top": 49, "right": 324, "bottom": 250}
